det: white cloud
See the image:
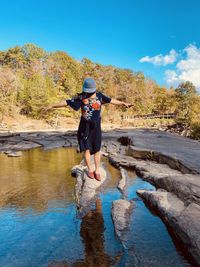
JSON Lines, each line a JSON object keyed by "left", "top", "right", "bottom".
{"left": 165, "top": 44, "right": 200, "bottom": 90}
{"left": 139, "top": 49, "right": 178, "bottom": 66}
{"left": 165, "top": 70, "right": 179, "bottom": 85}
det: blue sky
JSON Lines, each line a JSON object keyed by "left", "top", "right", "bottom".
{"left": 0, "top": 0, "right": 200, "bottom": 88}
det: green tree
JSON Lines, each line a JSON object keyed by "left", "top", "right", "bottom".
{"left": 0, "top": 67, "right": 17, "bottom": 121}
{"left": 0, "top": 46, "right": 25, "bottom": 69}
{"left": 17, "top": 74, "right": 57, "bottom": 118}
{"left": 153, "top": 86, "right": 176, "bottom": 113}
{"left": 175, "top": 81, "right": 198, "bottom": 125}
{"left": 21, "top": 43, "right": 47, "bottom": 62}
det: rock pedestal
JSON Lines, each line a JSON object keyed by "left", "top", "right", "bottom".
{"left": 71, "top": 162, "right": 108, "bottom": 217}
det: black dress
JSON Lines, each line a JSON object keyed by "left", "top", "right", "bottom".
{"left": 66, "top": 92, "right": 111, "bottom": 154}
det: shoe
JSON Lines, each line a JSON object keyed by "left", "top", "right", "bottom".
{"left": 94, "top": 172, "right": 101, "bottom": 181}
{"left": 87, "top": 171, "right": 95, "bottom": 179}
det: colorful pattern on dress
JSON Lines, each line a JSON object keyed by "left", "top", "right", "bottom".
{"left": 81, "top": 95, "right": 101, "bottom": 120}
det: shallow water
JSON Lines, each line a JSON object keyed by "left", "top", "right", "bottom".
{"left": 0, "top": 148, "right": 192, "bottom": 266}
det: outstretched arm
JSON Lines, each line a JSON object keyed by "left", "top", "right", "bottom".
{"left": 110, "top": 99, "right": 132, "bottom": 108}
{"left": 41, "top": 96, "right": 82, "bottom": 114}
{"left": 41, "top": 101, "right": 68, "bottom": 113}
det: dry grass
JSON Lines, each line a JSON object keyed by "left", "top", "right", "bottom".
{"left": 1, "top": 113, "right": 175, "bottom": 132}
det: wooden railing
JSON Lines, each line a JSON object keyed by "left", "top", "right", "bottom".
{"left": 122, "top": 113, "right": 176, "bottom": 120}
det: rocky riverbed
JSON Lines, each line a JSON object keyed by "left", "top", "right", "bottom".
{"left": 0, "top": 128, "right": 200, "bottom": 265}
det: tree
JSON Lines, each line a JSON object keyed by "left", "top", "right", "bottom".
{"left": 17, "top": 74, "right": 57, "bottom": 118}
{"left": 0, "top": 67, "right": 17, "bottom": 121}
{"left": 153, "top": 87, "right": 175, "bottom": 114}
{"left": 0, "top": 46, "right": 25, "bottom": 69}
{"left": 21, "top": 43, "right": 47, "bottom": 62}
{"left": 175, "top": 81, "right": 198, "bottom": 125}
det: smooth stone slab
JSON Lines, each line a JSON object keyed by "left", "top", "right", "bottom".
{"left": 137, "top": 189, "right": 200, "bottom": 265}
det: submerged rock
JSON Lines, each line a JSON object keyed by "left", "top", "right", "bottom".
{"left": 112, "top": 199, "right": 134, "bottom": 242}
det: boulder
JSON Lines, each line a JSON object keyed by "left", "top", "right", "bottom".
{"left": 137, "top": 189, "right": 200, "bottom": 265}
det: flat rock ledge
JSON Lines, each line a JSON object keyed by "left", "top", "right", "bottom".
{"left": 0, "top": 131, "right": 125, "bottom": 157}
{"left": 127, "top": 145, "right": 199, "bottom": 174}
{"left": 0, "top": 131, "right": 78, "bottom": 155}
{"left": 109, "top": 153, "right": 200, "bottom": 265}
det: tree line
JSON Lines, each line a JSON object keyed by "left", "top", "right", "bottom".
{"left": 0, "top": 43, "right": 199, "bottom": 137}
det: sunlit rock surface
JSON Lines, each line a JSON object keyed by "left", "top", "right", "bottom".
{"left": 72, "top": 162, "right": 108, "bottom": 217}
{"left": 137, "top": 189, "right": 200, "bottom": 265}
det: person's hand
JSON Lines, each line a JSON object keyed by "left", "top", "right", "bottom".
{"left": 123, "top": 102, "right": 133, "bottom": 108}
{"left": 40, "top": 106, "right": 53, "bottom": 115}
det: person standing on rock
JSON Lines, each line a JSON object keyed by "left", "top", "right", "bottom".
{"left": 44, "top": 78, "right": 132, "bottom": 181}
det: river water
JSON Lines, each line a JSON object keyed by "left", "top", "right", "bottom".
{"left": 0, "top": 148, "right": 192, "bottom": 266}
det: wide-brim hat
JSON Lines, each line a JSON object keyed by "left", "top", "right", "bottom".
{"left": 82, "top": 78, "right": 96, "bottom": 93}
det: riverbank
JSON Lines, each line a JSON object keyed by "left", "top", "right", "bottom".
{"left": 0, "top": 114, "right": 122, "bottom": 132}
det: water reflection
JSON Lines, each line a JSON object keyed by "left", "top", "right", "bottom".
{"left": 51, "top": 198, "right": 121, "bottom": 267}
{"left": 76, "top": 198, "right": 113, "bottom": 267}
{"left": 0, "top": 148, "right": 82, "bottom": 211}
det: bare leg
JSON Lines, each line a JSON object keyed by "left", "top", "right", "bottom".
{"left": 94, "top": 150, "right": 101, "bottom": 174}
{"left": 84, "top": 149, "right": 93, "bottom": 172}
